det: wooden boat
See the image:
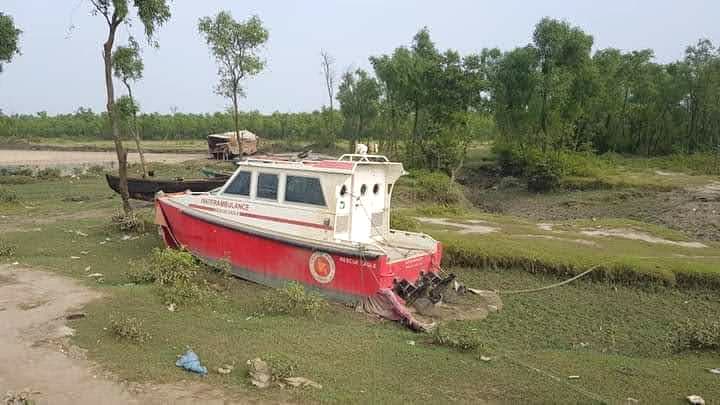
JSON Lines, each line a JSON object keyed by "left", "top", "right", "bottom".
{"left": 105, "top": 174, "right": 227, "bottom": 201}
{"left": 207, "top": 131, "right": 258, "bottom": 160}
{"left": 155, "top": 154, "right": 448, "bottom": 311}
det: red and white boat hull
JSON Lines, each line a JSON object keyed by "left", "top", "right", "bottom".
{"left": 155, "top": 197, "right": 442, "bottom": 302}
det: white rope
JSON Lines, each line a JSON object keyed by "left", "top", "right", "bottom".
{"left": 498, "top": 264, "right": 604, "bottom": 295}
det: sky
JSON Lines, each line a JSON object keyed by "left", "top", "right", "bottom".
{"left": 2, "top": 0, "right": 719, "bottom": 116}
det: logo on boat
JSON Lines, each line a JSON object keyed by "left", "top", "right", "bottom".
{"left": 309, "top": 252, "right": 335, "bottom": 284}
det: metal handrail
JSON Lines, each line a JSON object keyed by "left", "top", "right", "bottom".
{"left": 337, "top": 154, "right": 389, "bottom": 162}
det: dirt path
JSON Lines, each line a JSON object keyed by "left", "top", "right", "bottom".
{"left": 0, "top": 265, "right": 242, "bottom": 404}
{"left": 0, "top": 149, "right": 201, "bottom": 167}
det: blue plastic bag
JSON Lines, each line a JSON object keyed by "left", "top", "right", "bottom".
{"left": 175, "top": 350, "right": 208, "bottom": 375}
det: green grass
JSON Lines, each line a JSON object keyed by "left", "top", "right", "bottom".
{"left": 405, "top": 210, "right": 720, "bottom": 288}
{"left": 1, "top": 168, "right": 719, "bottom": 403}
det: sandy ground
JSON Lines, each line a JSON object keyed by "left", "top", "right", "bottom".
{"left": 0, "top": 265, "right": 243, "bottom": 404}
{"left": 0, "top": 149, "right": 201, "bottom": 167}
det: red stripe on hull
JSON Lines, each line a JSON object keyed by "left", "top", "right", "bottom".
{"left": 157, "top": 199, "right": 441, "bottom": 299}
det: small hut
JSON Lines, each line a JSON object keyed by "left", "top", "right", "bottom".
{"left": 207, "top": 130, "right": 258, "bottom": 160}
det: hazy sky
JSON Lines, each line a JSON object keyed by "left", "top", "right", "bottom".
{"left": 2, "top": 0, "right": 719, "bottom": 115}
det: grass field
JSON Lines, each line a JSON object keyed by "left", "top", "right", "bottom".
{"left": 1, "top": 158, "right": 719, "bottom": 403}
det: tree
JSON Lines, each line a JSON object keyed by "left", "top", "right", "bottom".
{"left": 0, "top": 12, "right": 21, "bottom": 73}
{"left": 320, "top": 50, "right": 337, "bottom": 146}
{"left": 90, "top": 0, "right": 171, "bottom": 214}
{"left": 336, "top": 69, "right": 380, "bottom": 149}
{"left": 113, "top": 38, "right": 147, "bottom": 177}
{"left": 198, "top": 12, "right": 268, "bottom": 152}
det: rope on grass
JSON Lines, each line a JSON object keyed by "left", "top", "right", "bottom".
{"left": 498, "top": 263, "right": 605, "bottom": 295}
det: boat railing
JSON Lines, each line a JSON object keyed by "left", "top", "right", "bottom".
{"left": 337, "top": 154, "right": 389, "bottom": 162}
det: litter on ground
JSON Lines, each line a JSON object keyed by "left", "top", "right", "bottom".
{"left": 175, "top": 350, "right": 208, "bottom": 375}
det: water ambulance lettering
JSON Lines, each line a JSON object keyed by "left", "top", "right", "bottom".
{"left": 200, "top": 198, "right": 249, "bottom": 211}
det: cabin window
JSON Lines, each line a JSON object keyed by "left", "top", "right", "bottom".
{"left": 373, "top": 183, "right": 380, "bottom": 195}
{"left": 256, "top": 173, "right": 279, "bottom": 200}
{"left": 285, "top": 176, "right": 326, "bottom": 206}
{"left": 224, "top": 171, "right": 251, "bottom": 196}
{"left": 360, "top": 184, "right": 367, "bottom": 195}
{"left": 339, "top": 185, "right": 347, "bottom": 197}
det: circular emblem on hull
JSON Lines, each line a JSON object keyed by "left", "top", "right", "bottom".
{"left": 309, "top": 252, "right": 335, "bottom": 284}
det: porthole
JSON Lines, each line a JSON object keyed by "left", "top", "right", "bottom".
{"left": 373, "top": 183, "right": 380, "bottom": 194}
{"left": 360, "top": 184, "right": 367, "bottom": 195}
{"left": 339, "top": 185, "right": 347, "bottom": 196}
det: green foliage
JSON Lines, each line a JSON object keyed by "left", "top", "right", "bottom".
{"left": 262, "top": 282, "right": 328, "bottom": 318}
{"left": 264, "top": 353, "right": 298, "bottom": 380}
{"left": 127, "top": 248, "right": 206, "bottom": 305}
{"left": 390, "top": 211, "right": 419, "bottom": 232}
{"left": 108, "top": 314, "right": 152, "bottom": 344}
{"left": 198, "top": 11, "right": 268, "bottom": 138}
{"left": 0, "top": 186, "right": 18, "bottom": 203}
{"left": 111, "top": 210, "right": 145, "bottom": 233}
{"left": 147, "top": 248, "right": 198, "bottom": 286}
{"left": 337, "top": 69, "right": 380, "bottom": 144}
{"left": 672, "top": 319, "right": 720, "bottom": 352}
{"left": 0, "top": 175, "right": 33, "bottom": 185}
{"left": 411, "top": 170, "right": 464, "bottom": 205}
{"left": 113, "top": 38, "right": 143, "bottom": 84}
{"left": 491, "top": 18, "right": 720, "bottom": 157}
{"left": 430, "top": 327, "right": 483, "bottom": 352}
{"left": 0, "top": 12, "right": 21, "bottom": 73}
{"left": 526, "top": 159, "right": 562, "bottom": 193}
{"left": 0, "top": 166, "right": 33, "bottom": 177}
{"left": 35, "top": 167, "right": 60, "bottom": 179}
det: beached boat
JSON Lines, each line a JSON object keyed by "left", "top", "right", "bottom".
{"left": 154, "top": 154, "right": 448, "bottom": 314}
{"left": 106, "top": 174, "right": 227, "bottom": 201}
{"left": 207, "top": 131, "right": 258, "bottom": 160}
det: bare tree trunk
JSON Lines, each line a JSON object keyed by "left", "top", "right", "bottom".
{"left": 231, "top": 85, "right": 241, "bottom": 157}
{"left": 125, "top": 82, "right": 147, "bottom": 178}
{"left": 321, "top": 51, "right": 336, "bottom": 147}
{"left": 103, "top": 22, "right": 131, "bottom": 214}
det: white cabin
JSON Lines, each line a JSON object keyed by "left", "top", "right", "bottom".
{"left": 211, "top": 154, "right": 404, "bottom": 244}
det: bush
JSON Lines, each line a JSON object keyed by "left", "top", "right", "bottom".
{"left": 672, "top": 319, "right": 720, "bottom": 352}
{"left": 492, "top": 143, "right": 565, "bottom": 192}
{"left": 390, "top": 212, "right": 419, "bottom": 232}
{"left": 157, "top": 280, "right": 206, "bottom": 306}
{"left": 412, "top": 170, "right": 464, "bottom": 206}
{"left": 494, "top": 143, "right": 526, "bottom": 176}
{"left": 430, "top": 327, "right": 483, "bottom": 352}
{"left": 108, "top": 314, "right": 152, "bottom": 343}
{"left": 263, "top": 282, "right": 328, "bottom": 318}
{"left": 0, "top": 187, "right": 18, "bottom": 203}
{"left": 0, "top": 166, "right": 33, "bottom": 177}
{"left": 526, "top": 159, "right": 561, "bottom": 192}
{"left": 0, "top": 239, "right": 16, "bottom": 257}
{"left": 36, "top": 167, "right": 61, "bottom": 179}
{"left": 111, "top": 210, "right": 145, "bottom": 233}
{"left": 127, "top": 248, "right": 207, "bottom": 305}
{"left": 264, "top": 353, "right": 298, "bottom": 380}
{"left": 87, "top": 165, "right": 106, "bottom": 176}
{"left": 0, "top": 175, "right": 34, "bottom": 185}
{"left": 150, "top": 248, "right": 198, "bottom": 286}
{"left": 126, "top": 260, "right": 157, "bottom": 284}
